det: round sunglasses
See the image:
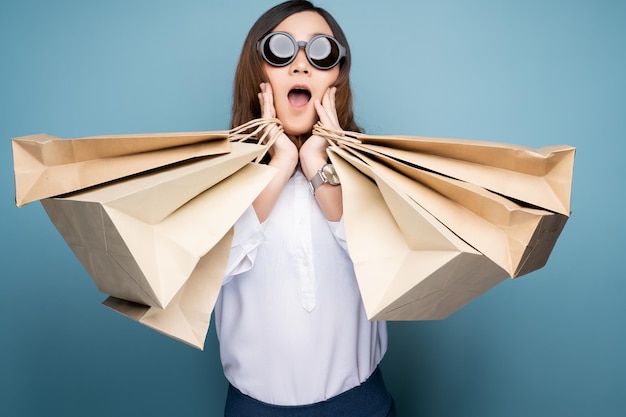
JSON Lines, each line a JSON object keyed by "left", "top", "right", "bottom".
{"left": 257, "top": 31, "right": 346, "bottom": 70}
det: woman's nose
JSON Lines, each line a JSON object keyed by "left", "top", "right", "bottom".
{"left": 289, "top": 49, "right": 310, "bottom": 74}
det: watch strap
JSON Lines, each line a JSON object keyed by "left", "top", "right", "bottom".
{"left": 308, "top": 170, "right": 326, "bottom": 195}
{"left": 308, "top": 163, "right": 339, "bottom": 195}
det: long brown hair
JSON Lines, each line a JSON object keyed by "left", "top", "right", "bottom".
{"left": 231, "top": 0, "right": 361, "bottom": 133}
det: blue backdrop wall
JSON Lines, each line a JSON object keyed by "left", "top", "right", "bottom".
{"left": 1, "top": 1, "right": 624, "bottom": 416}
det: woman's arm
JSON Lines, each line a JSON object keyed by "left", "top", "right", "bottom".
{"left": 253, "top": 83, "right": 299, "bottom": 223}
{"left": 299, "top": 138, "right": 343, "bottom": 222}
{"left": 300, "top": 87, "right": 343, "bottom": 222}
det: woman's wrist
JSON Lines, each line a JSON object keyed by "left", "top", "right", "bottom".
{"left": 269, "top": 152, "right": 299, "bottom": 174}
{"left": 299, "top": 153, "right": 328, "bottom": 181}
{"left": 299, "top": 137, "right": 329, "bottom": 180}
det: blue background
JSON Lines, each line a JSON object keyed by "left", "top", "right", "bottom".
{"left": 1, "top": 0, "right": 624, "bottom": 416}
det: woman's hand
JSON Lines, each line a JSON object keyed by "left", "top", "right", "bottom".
{"left": 300, "top": 86, "right": 342, "bottom": 172}
{"left": 253, "top": 83, "right": 298, "bottom": 222}
{"left": 300, "top": 87, "right": 344, "bottom": 221}
{"left": 300, "top": 87, "right": 341, "bottom": 162}
{"left": 314, "top": 86, "right": 342, "bottom": 131}
{"left": 258, "top": 82, "right": 298, "bottom": 165}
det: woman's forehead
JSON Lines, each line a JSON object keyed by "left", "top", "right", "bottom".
{"left": 273, "top": 11, "right": 334, "bottom": 39}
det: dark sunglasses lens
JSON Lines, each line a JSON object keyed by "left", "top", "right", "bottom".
{"left": 308, "top": 36, "right": 341, "bottom": 69}
{"left": 263, "top": 33, "right": 295, "bottom": 66}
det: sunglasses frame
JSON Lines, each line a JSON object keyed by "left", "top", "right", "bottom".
{"left": 257, "top": 31, "right": 346, "bottom": 70}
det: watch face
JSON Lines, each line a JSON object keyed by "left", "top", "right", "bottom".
{"left": 322, "top": 164, "right": 340, "bottom": 185}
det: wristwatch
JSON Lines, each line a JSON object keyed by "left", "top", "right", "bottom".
{"left": 308, "top": 163, "right": 340, "bottom": 195}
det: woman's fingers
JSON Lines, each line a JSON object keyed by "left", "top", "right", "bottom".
{"left": 327, "top": 87, "right": 340, "bottom": 128}
{"left": 315, "top": 87, "right": 341, "bottom": 130}
{"left": 262, "top": 83, "right": 274, "bottom": 117}
{"left": 258, "top": 82, "right": 284, "bottom": 150}
{"left": 257, "top": 83, "right": 299, "bottom": 161}
{"left": 259, "top": 82, "right": 276, "bottom": 119}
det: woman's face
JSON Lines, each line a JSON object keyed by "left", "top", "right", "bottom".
{"left": 262, "top": 11, "right": 340, "bottom": 136}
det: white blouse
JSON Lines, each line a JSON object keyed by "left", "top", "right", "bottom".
{"left": 214, "top": 169, "right": 387, "bottom": 406}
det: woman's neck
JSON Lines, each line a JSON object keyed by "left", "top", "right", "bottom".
{"left": 289, "top": 132, "right": 311, "bottom": 150}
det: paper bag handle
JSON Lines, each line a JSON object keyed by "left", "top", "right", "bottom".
{"left": 229, "top": 118, "right": 284, "bottom": 163}
{"left": 312, "top": 122, "right": 362, "bottom": 146}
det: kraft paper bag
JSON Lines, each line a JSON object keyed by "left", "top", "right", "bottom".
{"left": 315, "top": 125, "right": 575, "bottom": 216}
{"left": 102, "top": 228, "right": 234, "bottom": 350}
{"left": 41, "top": 143, "right": 276, "bottom": 311}
{"left": 336, "top": 144, "right": 568, "bottom": 278}
{"left": 12, "top": 118, "right": 279, "bottom": 207}
{"left": 318, "top": 123, "right": 575, "bottom": 320}
{"left": 12, "top": 131, "right": 229, "bottom": 207}
{"left": 329, "top": 148, "right": 508, "bottom": 320}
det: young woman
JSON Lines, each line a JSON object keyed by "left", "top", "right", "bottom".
{"left": 214, "top": 2, "right": 395, "bottom": 415}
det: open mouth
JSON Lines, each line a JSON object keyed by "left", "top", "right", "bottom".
{"left": 288, "top": 87, "right": 312, "bottom": 108}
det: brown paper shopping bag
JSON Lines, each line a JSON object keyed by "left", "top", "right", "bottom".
{"left": 102, "top": 228, "right": 233, "bottom": 350}
{"left": 317, "top": 125, "right": 575, "bottom": 320}
{"left": 12, "top": 118, "right": 279, "bottom": 207}
{"left": 41, "top": 143, "right": 276, "bottom": 311}
{"left": 12, "top": 119, "right": 283, "bottom": 347}
{"left": 335, "top": 143, "right": 568, "bottom": 278}
{"left": 12, "top": 131, "right": 229, "bottom": 207}
{"left": 328, "top": 147, "right": 508, "bottom": 320}
{"left": 316, "top": 125, "right": 575, "bottom": 216}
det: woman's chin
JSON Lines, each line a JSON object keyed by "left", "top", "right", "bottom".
{"left": 280, "top": 116, "right": 317, "bottom": 137}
